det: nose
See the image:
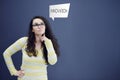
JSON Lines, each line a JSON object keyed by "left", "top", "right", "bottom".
{"left": 37, "top": 25, "right": 41, "bottom": 28}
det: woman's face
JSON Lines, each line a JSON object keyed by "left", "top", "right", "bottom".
{"left": 32, "top": 18, "right": 46, "bottom": 36}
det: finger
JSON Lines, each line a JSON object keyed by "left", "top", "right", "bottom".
{"left": 19, "top": 70, "right": 25, "bottom": 75}
{"left": 21, "top": 70, "right": 25, "bottom": 73}
{"left": 41, "top": 37, "right": 45, "bottom": 42}
{"left": 41, "top": 33, "right": 45, "bottom": 36}
{"left": 18, "top": 73, "right": 24, "bottom": 78}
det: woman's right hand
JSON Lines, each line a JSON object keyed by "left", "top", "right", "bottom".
{"left": 15, "top": 70, "right": 25, "bottom": 78}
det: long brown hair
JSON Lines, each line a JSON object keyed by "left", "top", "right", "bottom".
{"left": 26, "top": 16, "right": 60, "bottom": 64}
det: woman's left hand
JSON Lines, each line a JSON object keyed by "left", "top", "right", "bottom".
{"left": 40, "top": 33, "right": 47, "bottom": 42}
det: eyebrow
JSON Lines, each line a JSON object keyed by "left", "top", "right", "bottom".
{"left": 32, "top": 22, "right": 44, "bottom": 24}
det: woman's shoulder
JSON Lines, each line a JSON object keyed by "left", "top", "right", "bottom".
{"left": 19, "top": 36, "right": 28, "bottom": 40}
{"left": 17, "top": 36, "right": 28, "bottom": 42}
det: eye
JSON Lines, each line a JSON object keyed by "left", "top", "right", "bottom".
{"left": 32, "top": 23, "right": 45, "bottom": 27}
{"left": 40, "top": 23, "right": 44, "bottom": 25}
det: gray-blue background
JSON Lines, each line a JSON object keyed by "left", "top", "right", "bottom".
{"left": 0, "top": 0, "right": 120, "bottom": 80}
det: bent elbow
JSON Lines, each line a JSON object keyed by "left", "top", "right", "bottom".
{"left": 48, "top": 58, "right": 57, "bottom": 65}
{"left": 3, "top": 52, "right": 7, "bottom": 58}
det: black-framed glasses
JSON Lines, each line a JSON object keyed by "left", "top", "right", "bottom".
{"left": 32, "top": 23, "right": 45, "bottom": 27}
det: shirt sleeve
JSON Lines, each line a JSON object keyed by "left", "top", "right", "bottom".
{"left": 3, "top": 37, "right": 27, "bottom": 76}
{"left": 44, "top": 38, "right": 57, "bottom": 65}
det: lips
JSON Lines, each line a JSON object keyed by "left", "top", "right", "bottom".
{"left": 37, "top": 29, "right": 41, "bottom": 31}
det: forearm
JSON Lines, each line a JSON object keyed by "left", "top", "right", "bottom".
{"left": 3, "top": 51, "right": 17, "bottom": 76}
{"left": 44, "top": 38, "right": 57, "bottom": 65}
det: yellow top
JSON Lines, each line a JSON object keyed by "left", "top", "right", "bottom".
{"left": 3, "top": 37, "right": 57, "bottom": 80}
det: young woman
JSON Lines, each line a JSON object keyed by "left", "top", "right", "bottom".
{"left": 3, "top": 16, "right": 59, "bottom": 80}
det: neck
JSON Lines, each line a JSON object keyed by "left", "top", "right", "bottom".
{"left": 35, "top": 34, "right": 41, "bottom": 43}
